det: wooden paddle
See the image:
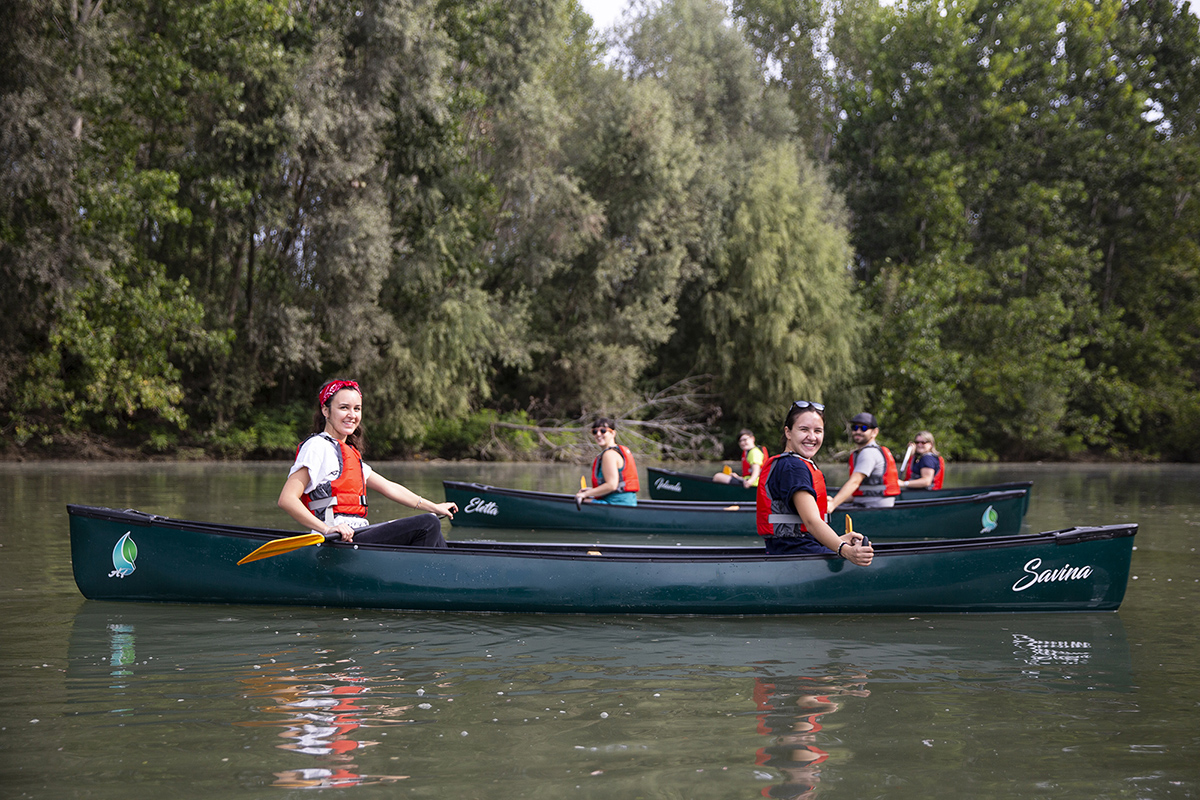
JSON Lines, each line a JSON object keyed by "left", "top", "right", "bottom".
{"left": 237, "top": 531, "right": 339, "bottom": 565}
{"left": 899, "top": 443, "right": 915, "bottom": 480}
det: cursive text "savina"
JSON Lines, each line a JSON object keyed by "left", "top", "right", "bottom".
{"left": 463, "top": 497, "right": 499, "bottom": 516}
{"left": 1012, "top": 558, "right": 1093, "bottom": 592}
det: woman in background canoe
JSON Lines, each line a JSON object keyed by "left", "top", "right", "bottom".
{"left": 574, "top": 418, "right": 639, "bottom": 506}
{"left": 756, "top": 401, "right": 873, "bottom": 564}
{"left": 712, "top": 429, "right": 766, "bottom": 487}
{"left": 900, "top": 430, "right": 945, "bottom": 490}
{"left": 277, "top": 379, "right": 457, "bottom": 546}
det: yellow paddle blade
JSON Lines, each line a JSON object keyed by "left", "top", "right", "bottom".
{"left": 723, "top": 465, "right": 732, "bottom": 475}
{"left": 580, "top": 475, "right": 587, "bottom": 490}
{"left": 237, "top": 532, "right": 328, "bottom": 565}
{"left": 845, "top": 515, "right": 853, "bottom": 536}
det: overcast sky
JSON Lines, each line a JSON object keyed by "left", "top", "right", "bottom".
{"left": 580, "top": 0, "right": 627, "bottom": 30}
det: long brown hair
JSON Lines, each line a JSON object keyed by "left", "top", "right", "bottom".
{"left": 312, "top": 380, "right": 366, "bottom": 453}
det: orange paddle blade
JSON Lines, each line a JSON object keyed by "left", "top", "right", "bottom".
{"left": 845, "top": 515, "right": 853, "bottom": 536}
{"left": 580, "top": 475, "right": 586, "bottom": 490}
{"left": 237, "top": 532, "right": 328, "bottom": 565}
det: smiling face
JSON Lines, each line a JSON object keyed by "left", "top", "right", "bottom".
{"left": 914, "top": 432, "right": 934, "bottom": 454}
{"left": 850, "top": 424, "right": 876, "bottom": 446}
{"left": 784, "top": 411, "right": 824, "bottom": 460}
{"left": 592, "top": 426, "right": 616, "bottom": 448}
{"left": 738, "top": 433, "right": 754, "bottom": 452}
{"left": 322, "top": 388, "right": 362, "bottom": 441}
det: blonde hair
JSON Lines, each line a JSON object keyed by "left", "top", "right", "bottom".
{"left": 915, "top": 430, "right": 938, "bottom": 455}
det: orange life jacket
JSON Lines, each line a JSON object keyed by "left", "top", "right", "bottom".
{"left": 591, "top": 444, "right": 640, "bottom": 493}
{"left": 905, "top": 453, "right": 945, "bottom": 489}
{"left": 299, "top": 433, "right": 368, "bottom": 522}
{"left": 848, "top": 443, "right": 901, "bottom": 497}
{"left": 756, "top": 452, "right": 827, "bottom": 537}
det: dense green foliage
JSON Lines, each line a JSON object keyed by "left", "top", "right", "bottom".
{"left": 2, "top": 0, "right": 1197, "bottom": 461}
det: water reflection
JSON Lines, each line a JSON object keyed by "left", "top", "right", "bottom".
{"left": 63, "top": 602, "right": 1138, "bottom": 799}
{"left": 237, "top": 658, "right": 424, "bottom": 787}
{"left": 753, "top": 672, "right": 870, "bottom": 799}
{"left": 247, "top": 677, "right": 411, "bottom": 788}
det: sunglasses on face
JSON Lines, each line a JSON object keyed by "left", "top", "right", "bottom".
{"left": 851, "top": 424, "right": 873, "bottom": 432}
{"left": 915, "top": 439, "right": 931, "bottom": 444}
{"left": 592, "top": 428, "right": 612, "bottom": 435}
{"left": 791, "top": 400, "right": 826, "bottom": 413}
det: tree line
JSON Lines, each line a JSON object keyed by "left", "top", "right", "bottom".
{"left": 2, "top": 0, "right": 1197, "bottom": 462}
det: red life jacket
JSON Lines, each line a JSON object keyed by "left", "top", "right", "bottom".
{"left": 905, "top": 453, "right": 945, "bottom": 489}
{"left": 756, "top": 452, "right": 827, "bottom": 537}
{"left": 591, "top": 444, "right": 640, "bottom": 493}
{"left": 848, "top": 443, "right": 901, "bottom": 497}
{"left": 741, "top": 445, "right": 768, "bottom": 478}
{"left": 299, "top": 433, "right": 368, "bottom": 522}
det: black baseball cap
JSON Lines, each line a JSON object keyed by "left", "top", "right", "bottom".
{"left": 850, "top": 412, "right": 878, "bottom": 428}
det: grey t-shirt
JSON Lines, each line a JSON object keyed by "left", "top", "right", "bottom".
{"left": 847, "top": 446, "right": 895, "bottom": 508}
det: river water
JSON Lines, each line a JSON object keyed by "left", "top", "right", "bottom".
{"left": 1, "top": 461, "right": 1197, "bottom": 799}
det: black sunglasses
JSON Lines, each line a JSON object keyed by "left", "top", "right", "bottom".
{"left": 851, "top": 424, "right": 873, "bottom": 432}
{"left": 791, "top": 400, "right": 825, "bottom": 413}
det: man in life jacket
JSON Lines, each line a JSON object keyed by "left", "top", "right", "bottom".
{"left": 712, "top": 429, "right": 767, "bottom": 487}
{"left": 827, "top": 412, "right": 900, "bottom": 513}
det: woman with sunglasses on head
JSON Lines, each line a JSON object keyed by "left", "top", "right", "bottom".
{"left": 756, "top": 401, "right": 873, "bottom": 565}
{"left": 277, "top": 379, "right": 457, "bottom": 547}
{"left": 574, "top": 418, "right": 639, "bottom": 506}
{"left": 900, "top": 431, "right": 944, "bottom": 490}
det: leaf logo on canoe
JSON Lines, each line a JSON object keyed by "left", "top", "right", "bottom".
{"left": 108, "top": 531, "right": 138, "bottom": 578}
{"left": 980, "top": 505, "right": 999, "bottom": 534}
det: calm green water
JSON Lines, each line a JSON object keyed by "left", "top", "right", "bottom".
{"left": 1, "top": 461, "right": 1197, "bottom": 799}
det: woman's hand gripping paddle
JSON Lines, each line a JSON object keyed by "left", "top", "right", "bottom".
{"left": 237, "top": 531, "right": 340, "bottom": 565}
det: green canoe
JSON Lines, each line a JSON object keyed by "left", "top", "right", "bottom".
{"left": 443, "top": 480, "right": 1029, "bottom": 538}
{"left": 67, "top": 504, "right": 1135, "bottom": 614}
{"left": 648, "top": 465, "right": 1032, "bottom": 506}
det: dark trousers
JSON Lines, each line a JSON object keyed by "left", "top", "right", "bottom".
{"left": 763, "top": 536, "right": 833, "bottom": 556}
{"left": 354, "top": 514, "right": 448, "bottom": 548}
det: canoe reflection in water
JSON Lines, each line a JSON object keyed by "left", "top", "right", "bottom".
{"left": 753, "top": 673, "right": 871, "bottom": 800}
{"left": 238, "top": 672, "right": 410, "bottom": 789}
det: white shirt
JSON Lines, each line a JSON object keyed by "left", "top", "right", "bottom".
{"left": 289, "top": 435, "right": 374, "bottom": 528}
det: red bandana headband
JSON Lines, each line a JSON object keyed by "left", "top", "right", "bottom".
{"left": 319, "top": 380, "right": 361, "bottom": 407}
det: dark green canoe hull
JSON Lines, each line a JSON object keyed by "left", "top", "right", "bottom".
{"left": 67, "top": 505, "right": 1135, "bottom": 614}
{"left": 648, "top": 466, "right": 1032, "bottom": 507}
{"left": 443, "top": 481, "right": 1029, "bottom": 538}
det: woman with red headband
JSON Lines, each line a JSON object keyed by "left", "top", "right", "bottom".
{"left": 277, "top": 379, "right": 457, "bottom": 547}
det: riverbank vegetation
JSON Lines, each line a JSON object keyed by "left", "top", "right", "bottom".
{"left": 2, "top": 0, "right": 1198, "bottom": 462}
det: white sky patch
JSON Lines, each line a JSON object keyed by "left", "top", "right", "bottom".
{"left": 580, "top": 0, "right": 628, "bottom": 31}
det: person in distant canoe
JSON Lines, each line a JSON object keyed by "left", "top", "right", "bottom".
{"left": 712, "top": 429, "right": 767, "bottom": 488}
{"left": 756, "top": 401, "right": 873, "bottom": 564}
{"left": 900, "top": 430, "right": 945, "bottom": 490}
{"left": 277, "top": 379, "right": 456, "bottom": 546}
{"left": 826, "top": 412, "right": 900, "bottom": 514}
{"left": 575, "top": 418, "right": 639, "bottom": 506}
